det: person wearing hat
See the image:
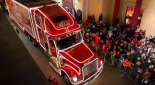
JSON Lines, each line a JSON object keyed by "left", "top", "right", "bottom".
{"left": 48, "top": 75, "right": 58, "bottom": 85}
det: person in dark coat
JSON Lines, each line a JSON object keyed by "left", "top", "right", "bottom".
{"left": 98, "top": 13, "right": 103, "bottom": 23}
{"left": 91, "top": 14, "right": 95, "bottom": 23}
{"left": 114, "top": 16, "right": 119, "bottom": 26}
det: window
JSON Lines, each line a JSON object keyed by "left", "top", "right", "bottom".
{"left": 35, "top": 14, "right": 42, "bottom": 27}
{"left": 55, "top": 32, "right": 82, "bottom": 50}
{"left": 125, "top": 7, "right": 144, "bottom": 25}
{"left": 49, "top": 38, "right": 55, "bottom": 47}
{"left": 53, "top": 15, "right": 68, "bottom": 23}
{"left": 35, "top": 16, "right": 41, "bottom": 24}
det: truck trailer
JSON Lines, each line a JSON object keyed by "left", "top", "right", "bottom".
{"left": 5, "top": 0, "right": 103, "bottom": 84}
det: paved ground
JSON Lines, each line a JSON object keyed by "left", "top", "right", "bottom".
{"left": 0, "top": 10, "right": 49, "bottom": 85}
{"left": 89, "top": 62, "right": 135, "bottom": 85}
{"left": 0, "top": 8, "right": 137, "bottom": 85}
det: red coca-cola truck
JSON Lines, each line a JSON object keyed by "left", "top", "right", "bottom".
{"left": 5, "top": 0, "right": 103, "bottom": 84}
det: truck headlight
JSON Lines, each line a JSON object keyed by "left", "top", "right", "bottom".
{"left": 72, "top": 77, "right": 78, "bottom": 82}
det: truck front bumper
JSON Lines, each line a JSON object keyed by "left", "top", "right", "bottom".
{"left": 71, "top": 64, "right": 103, "bottom": 85}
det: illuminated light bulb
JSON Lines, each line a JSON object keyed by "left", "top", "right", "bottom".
{"left": 72, "top": 77, "right": 78, "bottom": 82}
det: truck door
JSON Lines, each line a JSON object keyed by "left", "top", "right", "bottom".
{"left": 47, "top": 37, "right": 60, "bottom": 69}
{"left": 34, "top": 13, "right": 47, "bottom": 50}
{"left": 47, "top": 37, "right": 57, "bottom": 57}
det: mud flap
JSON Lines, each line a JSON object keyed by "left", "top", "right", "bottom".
{"left": 49, "top": 60, "right": 60, "bottom": 73}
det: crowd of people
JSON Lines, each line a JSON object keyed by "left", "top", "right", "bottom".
{"left": 81, "top": 13, "right": 155, "bottom": 85}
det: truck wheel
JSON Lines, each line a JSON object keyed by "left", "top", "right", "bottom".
{"left": 32, "top": 38, "right": 38, "bottom": 47}
{"left": 27, "top": 34, "right": 32, "bottom": 41}
{"left": 62, "top": 73, "right": 72, "bottom": 85}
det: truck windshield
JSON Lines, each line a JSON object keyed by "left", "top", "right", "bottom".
{"left": 55, "top": 32, "right": 82, "bottom": 50}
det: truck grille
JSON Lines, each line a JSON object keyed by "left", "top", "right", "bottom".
{"left": 82, "top": 59, "right": 97, "bottom": 78}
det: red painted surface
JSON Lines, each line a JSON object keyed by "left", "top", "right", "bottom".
{"left": 65, "top": 43, "right": 94, "bottom": 63}
{"left": 48, "top": 75, "right": 58, "bottom": 85}
{"left": 112, "top": 0, "right": 120, "bottom": 25}
{"left": 38, "top": 4, "right": 79, "bottom": 37}
{"left": 130, "top": 0, "right": 143, "bottom": 28}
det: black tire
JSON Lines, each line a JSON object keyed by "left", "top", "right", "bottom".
{"left": 32, "top": 38, "right": 39, "bottom": 47}
{"left": 43, "top": 49, "right": 48, "bottom": 56}
{"left": 62, "top": 72, "right": 72, "bottom": 85}
{"left": 27, "top": 34, "right": 32, "bottom": 41}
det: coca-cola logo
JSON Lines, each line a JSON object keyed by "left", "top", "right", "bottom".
{"left": 57, "top": 20, "right": 70, "bottom": 28}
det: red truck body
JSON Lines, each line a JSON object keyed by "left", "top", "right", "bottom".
{"left": 5, "top": 0, "right": 103, "bottom": 84}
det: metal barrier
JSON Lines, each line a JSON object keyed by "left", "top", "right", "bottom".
{"left": 120, "top": 66, "right": 143, "bottom": 84}
{"left": 105, "top": 52, "right": 112, "bottom": 63}
{"left": 118, "top": 60, "right": 155, "bottom": 85}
